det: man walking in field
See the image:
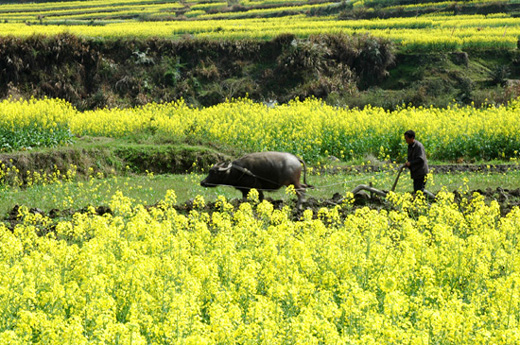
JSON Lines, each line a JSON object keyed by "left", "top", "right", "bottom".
{"left": 404, "top": 130, "right": 429, "bottom": 194}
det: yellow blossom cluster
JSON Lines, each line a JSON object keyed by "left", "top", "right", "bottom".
{"left": 0, "top": 98, "right": 73, "bottom": 151}
{"left": 3, "top": 97, "right": 520, "bottom": 162}
{"left": 0, "top": 161, "right": 78, "bottom": 189}
{"left": 0, "top": 0, "right": 305, "bottom": 23}
{"left": 0, "top": 190, "right": 519, "bottom": 343}
{"left": 0, "top": 97, "right": 73, "bottom": 131}
{"left": 0, "top": 13, "right": 519, "bottom": 51}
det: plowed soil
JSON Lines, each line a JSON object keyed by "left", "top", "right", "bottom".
{"left": 4, "top": 187, "right": 520, "bottom": 236}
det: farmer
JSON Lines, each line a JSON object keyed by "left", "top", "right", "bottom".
{"left": 404, "top": 130, "right": 429, "bottom": 194}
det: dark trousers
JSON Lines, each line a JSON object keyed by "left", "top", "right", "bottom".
{"left": 413, "top": 175, "right": 427, "bottom": 193}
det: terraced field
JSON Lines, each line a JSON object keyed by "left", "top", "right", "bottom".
{"left": 1, "top": 0, "right": 520, "bottom": 343}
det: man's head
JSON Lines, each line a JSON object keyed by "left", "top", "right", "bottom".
{"left": 404, "top": 130, "right": 415, "bottom": 145}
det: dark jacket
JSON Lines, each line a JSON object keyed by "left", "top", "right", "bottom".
{"left": 408, "top": 140, "right": 429, "bottom": 179}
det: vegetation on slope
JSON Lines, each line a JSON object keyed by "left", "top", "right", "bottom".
{"left": 1, "top": 0, "right": 519, "bottom": 110}
{"left": 0, "top": 33, "right": 395, "bottom": 109}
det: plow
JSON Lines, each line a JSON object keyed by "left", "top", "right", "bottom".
{"left": 350, "top": 165, "right": 436, "bottom": 199}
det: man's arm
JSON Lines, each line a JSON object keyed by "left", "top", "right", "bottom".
{"left": 407, "top": 144, "right": 425, "bottom": 168}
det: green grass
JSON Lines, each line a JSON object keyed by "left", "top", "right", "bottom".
{"left": 2, "top": 168, "right": 520, "bottom": 217}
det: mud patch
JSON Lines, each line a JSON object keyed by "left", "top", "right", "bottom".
{"left": 4, "top": 188, "right": 519, "bottom": 237}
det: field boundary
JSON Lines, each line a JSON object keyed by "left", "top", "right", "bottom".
{"left": 2, "top": 143, "right": 519, "bottom": 181}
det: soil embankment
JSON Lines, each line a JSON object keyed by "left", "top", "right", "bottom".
{"left": 1, "top": 143, "right": 519, "bottom": 183}
{"left": 1, "top": 34, "right": 519, "bottom": 110}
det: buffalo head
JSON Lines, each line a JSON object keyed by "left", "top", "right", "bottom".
{"left": 200, "top": 162, "right": 232, "bottom": 187}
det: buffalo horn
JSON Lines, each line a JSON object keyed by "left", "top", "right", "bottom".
{"left": 217, "top": 162, "right": 232, "bottom": 171}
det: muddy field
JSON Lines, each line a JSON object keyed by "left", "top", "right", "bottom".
{"left": 3, "top": 159, "right": 520, "bottom": 234}
{"left": 4, "top": 187, "right": 520, "bottom": 236}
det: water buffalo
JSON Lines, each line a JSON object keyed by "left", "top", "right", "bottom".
{"left": 200, "top": 151, "right": 311, "bottom": 208}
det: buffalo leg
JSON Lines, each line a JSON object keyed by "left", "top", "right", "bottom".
{"left": 296, "top": 188, "right": 306, "bottom": 210}
{"left": 239, "top": 188, "right": 250, "bottom": 200}
{"left": 238, "top": 188, "right": 264, "bottom": 201}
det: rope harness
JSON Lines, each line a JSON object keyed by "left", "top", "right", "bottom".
{"left": 234, "top": 163, "right": 307, "bottom": 192}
